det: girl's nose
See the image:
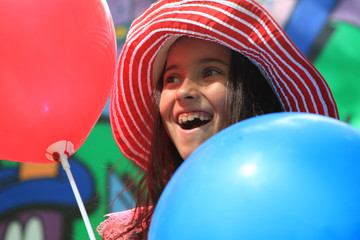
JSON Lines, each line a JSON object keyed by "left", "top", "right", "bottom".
{"left": 175, "top": 78, "right": 200, "bottom": 104}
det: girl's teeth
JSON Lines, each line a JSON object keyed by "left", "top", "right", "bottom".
{"left": 178, "top": 112, "right": 212, "bottom": 124}
{"left": 180, "top": 116, "right": 187, "bottom": 123}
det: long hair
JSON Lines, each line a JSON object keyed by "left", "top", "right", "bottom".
{"left": 226, "top": 51, "right": 282, "bottom": 125}
{"left": 114, "top": 50, "right": 281, "bottom": 239}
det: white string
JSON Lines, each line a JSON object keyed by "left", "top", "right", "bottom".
{"left": 60, "top": 155, "right": 96, "bottom": 240}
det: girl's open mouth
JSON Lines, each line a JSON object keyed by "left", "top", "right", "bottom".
{"left": 178, "top": 112, "right": 212, "bottom": 130}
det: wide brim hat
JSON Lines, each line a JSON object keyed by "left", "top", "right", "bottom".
{"left": 110, "top": 0, "right": 339, "bottom": 170}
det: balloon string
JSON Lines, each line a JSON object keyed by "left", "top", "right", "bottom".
{"left": 59, "top": 154, "right": 96, "bottom": 240}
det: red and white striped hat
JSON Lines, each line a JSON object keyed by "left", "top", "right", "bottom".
{"left": 110, "top": 0, "right": 339, "bottom": 170}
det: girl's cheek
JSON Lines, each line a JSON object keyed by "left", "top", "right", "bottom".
{"left": 159, "top": 91, "right": 172, "bottom": 116}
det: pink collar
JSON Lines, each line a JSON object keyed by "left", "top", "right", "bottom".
{"left": 97, "top": 207, "right": 151, "bottom": 239}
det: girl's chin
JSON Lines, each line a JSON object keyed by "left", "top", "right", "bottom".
{"left": 178, "top": 143, "right": 202, "bottom": 160}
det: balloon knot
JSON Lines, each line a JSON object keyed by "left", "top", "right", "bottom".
{"left": 52, "top": 152, "right": 61, "bottom": 162}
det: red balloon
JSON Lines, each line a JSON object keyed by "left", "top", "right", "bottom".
{"left": 0, "top": 0, "right": 117, "bottom": 163}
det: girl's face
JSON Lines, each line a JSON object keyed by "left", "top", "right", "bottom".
{"left": 159, "top": 37, "right": 231, "bottom": 160}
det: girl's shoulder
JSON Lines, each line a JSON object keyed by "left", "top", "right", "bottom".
{"left": 97, "top": 207, "right": 150, "bottom": 240}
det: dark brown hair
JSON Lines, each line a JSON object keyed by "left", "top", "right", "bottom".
{"left": 112, "top": 50, "right": 281, "bottom": 239}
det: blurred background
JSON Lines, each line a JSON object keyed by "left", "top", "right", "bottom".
{"left": 0, "top": 0, "right": 359, "bottom": 239}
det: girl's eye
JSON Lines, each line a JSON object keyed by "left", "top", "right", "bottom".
{"left": 164, "top": 75, "right": 181, "bottom": 84}
{"left": 203, "top": 68, "right": 220, "bottom": 78}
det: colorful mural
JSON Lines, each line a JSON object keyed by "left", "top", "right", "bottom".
{"left": 263, "top": 0, "right": 360, "bottom": 128}
{"left": 1, "top": 0, "right": 359, "bottom": 239}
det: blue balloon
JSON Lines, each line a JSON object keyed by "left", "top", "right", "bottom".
{"left": 149, "top": 113, "right": 360, "bottom": 240}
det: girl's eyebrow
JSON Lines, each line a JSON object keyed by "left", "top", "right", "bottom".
{"left": 164, "top": 58, "right": 229, "bottom": 74}
{"left": 164, "top": 64, "right": 178, "bottom": 74}
{"left": 199, "top": 58, "right": 229, "bottom": 66}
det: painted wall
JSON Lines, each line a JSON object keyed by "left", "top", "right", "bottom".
{"left": 1, "top": 0, "right": 359, "bottom": 239}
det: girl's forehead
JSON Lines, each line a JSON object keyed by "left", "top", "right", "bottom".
{"left": 165, "top": 37, "right": 231, "bottom": 65}
{"left": 168, "top": 37, "right": 230, "bottom": 53}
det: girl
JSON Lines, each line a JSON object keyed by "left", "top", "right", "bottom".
{"left": 98, "top": 0, "right": 339, "bottom": 239}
